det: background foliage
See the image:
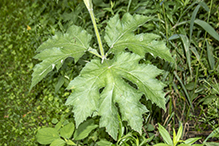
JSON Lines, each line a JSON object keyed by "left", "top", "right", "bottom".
{"left": 1, "top": 0, "right": 218, "bottom": 145}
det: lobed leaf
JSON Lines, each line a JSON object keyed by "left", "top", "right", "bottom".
{"left": 37, "top": 25, "right": 92, "bottom": 54}
{"left": 104, "top": 13, "right": 173, "bottom": 62}
{"left": 66, "top": 52, "right": 166, "bottom": 140}
{"left": 30, "top": 25, "right": 91, "bottom": 90}
{"left": 104, "top": 13, "right": 152, "bottom": 49}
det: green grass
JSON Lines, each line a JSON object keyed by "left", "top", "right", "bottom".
{"left": 0, "top": 0, "right": 70, "bottom": 145}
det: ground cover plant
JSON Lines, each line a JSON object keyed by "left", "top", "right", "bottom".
{"left": 1, "top": 0, "right": 219, "bottom": 145}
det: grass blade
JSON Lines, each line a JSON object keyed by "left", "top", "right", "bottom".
{"left": 127, "top": 0, "right": 132, "bottom": 12}
{"left": 180, "top": 35, "right": 192, "bottom": 76}
{"left": 177, "top": 1, "right": 199, "bottom": 24}
{"left": 206, "top": 40, "right": 215, "bottom": 70}
{"left": 199, "top": 1, "right": 209, "bottom": 12}
{"left": 190, "top": 4, "right": 201, "bottom": 41}
{"left": 174, "top": 71, "right": 194, "bottom": 111}
{"left": 203, "top": 127, "right": 219, "bottom": 143}
{"left": 190, "top": 46, "right": 200, "bottom": 61}
{"left": 194, "top": 19, "right": 219, "bottom": 41}
{"left": 176, "top": 123, "right": 183, "bottom": 143}
{"left": 157, "top": 123, "right": 173, "bottom": 145}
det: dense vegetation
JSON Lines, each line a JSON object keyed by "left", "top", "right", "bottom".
{"left": 1, "top": 0, "right": 218, "bottom": 145}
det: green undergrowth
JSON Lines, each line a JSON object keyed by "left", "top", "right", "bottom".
{"left": 0, "top": 0, "right": 72, "bottom": 145}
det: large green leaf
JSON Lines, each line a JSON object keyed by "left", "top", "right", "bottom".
{"left": 37, "top": 25, "right": 91, "bottom": 53}
{"left": 60, "top": 122, "right": 75, "bottom": 139}
{"left": 66, "top": 52, "right": 166, "bottom": 140}
{"left": 104, "top": 13, "right": 173, "bottom": 62}
{"left": 30, "top": 25, "right": 92, "bottom": 90}
{"left": 36, "top": 128, "right": 60, "bottom": 145}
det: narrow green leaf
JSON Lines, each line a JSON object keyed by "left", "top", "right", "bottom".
{"left": 190, "top": 4, "right": 201, "bottom": 41}
{"left": 184, "top": 137, "right": 201, "bottom": 144}
{"left": 203, "top": 127, "right": 219, "bottom": 143}
{"left": 104, "top": 13, "right": 173, "bottom": 62}
{"left": 199, "top": 1, "right": 209, "bottom": 12}
{"left": 55, "top": 76, "right": 65, "bottom": 93}
{"left": 177, "top": 144, "right": 192, "bottom": 146}
{"left": 30, "top": 25, "right": 91, "bottom": 90}
{"left": 88, "top": 47, "right": 102, "bottom": 58}
{"left": 50, "top": 138, "right": 65, "bottom": 146}
{"left": 60, "top": 122, "right": 75, "bottom": 139}
{"left": 192, "top": 144, "right": 204, "bottom": 146}
{"left": 194, "top": 19, "right": 219, "bottom": 41}
{"left": 140, "top": 135, "right": 154, "bottom": 146}
{"left": 204, "top": 142, "right": 219, "bottom": 146}
{"left": 127, "top": 0, "right": 132, "bottom": 12}
{"left": 176, "top": 1, "right": 199, "bottom": 24}
{"left": 189, "top": 2, "right": 209, "bottom": 41}
{"left": 176, "top": 123, "right": 183, "bottom": 143}
{"left": 173, "top": 128, "right": 177, "bottom": 145}
{"left": 206, "top": 40, "right": 215, "bottom": 70}
{"left": 36, "top": 128, "right": 60, "bottom": 145}
{"left": 174, "top": 71, "right": 194, "bottom": 110}
{"left": 190, "top": 46, "right": 200, "bottom": 61}
{"left": 73, "top": 119, "right": 98, "bottom": 140}
{"left": 96, "top": 139, "right": 113, "bottom": 146}
{"left": 118, "top": 114, "right": 124, "bottom": 141}
{"left": 154, "top": 143, "right": 171, "bottom": 146}
{"left": 212, "top": 83, "right": 219, "bottom": 94}
{"left": 66, "top": 140, "right": 76, "bottom": 145}
{"left": 168, "top": 34, "right": 180, "bottom": 40}
{"left": 55, "top": 117, "right": 65, "bottom": 131}
{"left": 157, "top": 123, "right": 173, "bottom": 145}
{"left": 180, "top": 35, "right": 192, "bottom": 75}
{"left": 66, "top": 52, "right": 165, "bottom": 140}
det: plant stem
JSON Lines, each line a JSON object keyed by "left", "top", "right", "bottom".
{"left": 161, "top": 0, "right": 169, "bottom": 43}
{"left": 84, "top": 0, "right": 105, "bottom": 61}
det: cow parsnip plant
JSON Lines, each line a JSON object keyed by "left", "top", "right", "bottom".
{"left": 31, "top": 0, "right": 173, "bottom": 140}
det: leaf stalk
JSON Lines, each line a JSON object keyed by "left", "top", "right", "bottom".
{"left": 84, "top": 0, "right": 105, "bottom": 61}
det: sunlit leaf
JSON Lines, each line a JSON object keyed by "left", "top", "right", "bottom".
{"left": 36, "top": 128, "right": 59, "bottom": 144}
{"left": 96, "top": 139, "right": 113, "bottom": 146}
{"left": 157, "top": 123, "right": 173, "bottom": 145}
{"left": 184, "top": 137, "right": 202, "bottom": 145}
{"left": 104, "top": 13, "right": 173, "bottom": 62}
{"left": 60, "top": 122, "right": 75, "bottom": 139}
{"left": 50, "top": 138, "right": 65, "bottom": 146}
{"left": 30, "top": 25, "right": 91, "bottom": 90}
{"left": 194, "top": 19, "right": 219, "bottom": 41}
{"left": 66, "top": 53, "right": 166, "bottom": 140}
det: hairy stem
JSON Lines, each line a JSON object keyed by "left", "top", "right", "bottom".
{"left": 84, "top": 0, "right": 105, "bottom": 61}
